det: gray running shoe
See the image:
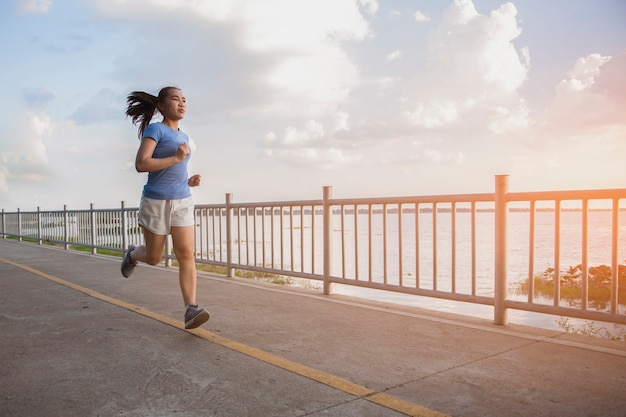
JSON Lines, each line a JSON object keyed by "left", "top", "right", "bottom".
{"left": 185, "top": 304, "right": 210, "bottom": 329}
{"left": 120, "top": 245, "right": 137, "bottom": 278}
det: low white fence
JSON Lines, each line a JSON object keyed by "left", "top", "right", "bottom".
{"left": 2, "top": 175, "right": 625, "bottom": 326}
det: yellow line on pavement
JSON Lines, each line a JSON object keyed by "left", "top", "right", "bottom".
{"left": 1, "top": 257, "right": 449, "bottom": 417}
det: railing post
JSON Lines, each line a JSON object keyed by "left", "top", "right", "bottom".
{"left": 37, "top": 206, "right": 42, "bottom": 245}
{"left": 494, "top": 174, "right": 509, "bottom": 325}
{"left": 1, "top": 208, "right": 5, "bottom": 239}
{"left": 17, "top": 208, "right": 22, "bottom": 242}
{"left": 226, "top": 193, "right": 234, "bottom": 278}
{"left": 162, "top": 204, "right": 173, "bottom": 267}
{"left": 63, "top": 205, "right": 69, "bottom": 249}
{"left": 611, "top": 197, "right": 619, "bottom": 314}
{"left": 90, "top": 203, "right": 97, "bottom": 254}
{"left": 121, "top": 201, "right": 127, "bottom": 254}
{"left": 164, "top": 236, "right": 172, "bottom": 267}
{"left": 323, "top": 186, "right": 333, "bottom": 295}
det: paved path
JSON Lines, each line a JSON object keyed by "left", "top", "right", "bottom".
{"left": 1, "top": 239, "right": 625, "bottom": 417}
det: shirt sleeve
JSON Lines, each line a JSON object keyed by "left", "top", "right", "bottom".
{"left": 142, "top": 123, "right": 161, "bottom": 144}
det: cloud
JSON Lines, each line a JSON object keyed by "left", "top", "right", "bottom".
{"left": 4, "top": 0, "right": 623, "bottom": 208}
{"left": 13, "top": 0, "right": 51, "bottom": 14}
{"left": 71, "top": 88, "right": 123, "bottom": 125}
{"left": 43, "top": 33, "right": 93, "bottom": 54}
{"left": 521, "top": 49, "right": 626, "bottom": 191}
{"left": 22, "top": 87, "right": 55, "bottom": 111}
{"left": 401, "top": 0, "right": 529, "bottom": 130}
{"left": 0, "top": 88, "right": 55, "bottom": 198}
{"left": 0, "top": 112, "right": 52, "bottom": 191}
{"left": 591, "top": 50, "right": 626, "bottom": 102}
{"left": 358, "top": 0, "right": 378, "bottom": 15}
{"left": 497, "top": 49, "right": 626, "bottom": 190}
{"left": 261, "top": 146, "right": 357, "bottom": 170}
{"left": 405, "top": 101, "right": 461, "bottom": 128}
{"left": 261, "top": 116, "right": 359, "bottom": 169}
{"left": 96, "top": 0, "right": 372, "bottom": 120}
{"left": 333, "top": 111, "right": 350, "bottom": 131}
{"left": 487, "top": 102, "right": 530, "bottom": 133}
{"left": 95, "top": 0, "right": 379, "bottom": 170}
{"left": 543, "top": 50, "right": 626, "bottom": 134}
{"left": 430, "top": 0, "right": 527, "bottom": 92}
{"left": 255, "top": 0, "right": 534, "bottom": 170}
{"left": 414, "top": 11, "right": 431, "bottom": 23}
{"left": 386, "top": 50, "right": 403, "bottom": 61}
{"left": 424, "top": 149, "right": 465, "bottom": 164}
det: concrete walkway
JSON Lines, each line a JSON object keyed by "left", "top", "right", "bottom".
{"left": 1, "top": 238, "right": 625, "bottom": 417}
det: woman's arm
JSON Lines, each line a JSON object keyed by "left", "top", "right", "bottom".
{"left": 135, "top": 137, "right": 189, "bottom": 173}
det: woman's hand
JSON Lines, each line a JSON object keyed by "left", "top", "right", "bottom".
{"left": 175, "top": 142, "right": 190, "bottom": 162}
{"left": 188, "top": 174, "right": 201, "bottom": 187}
{"left": 135, "top": 138, "right": 190, "bottom": 173}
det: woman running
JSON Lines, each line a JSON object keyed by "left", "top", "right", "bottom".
{"left": 121, "top": 86, "right": 209, "bottom": 330}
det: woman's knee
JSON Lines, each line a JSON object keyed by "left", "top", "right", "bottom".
{"left": 174, "top": 247, "right": 195, "bottom": 262}
{"left": 144, "top": 253, "right": 163, "bottom": 265}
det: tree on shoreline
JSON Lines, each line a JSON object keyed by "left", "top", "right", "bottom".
{"left": 514, "top": 263, "right": 626, "bottom": 310}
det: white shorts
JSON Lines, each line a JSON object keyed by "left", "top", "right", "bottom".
{"left": 138, "top": 196, "right": 195, "bottom": 236}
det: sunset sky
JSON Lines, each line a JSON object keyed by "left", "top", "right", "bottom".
{"left": 0, "top": 0, "right": 625, "bottom": 210}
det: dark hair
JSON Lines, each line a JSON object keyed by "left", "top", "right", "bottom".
{"left": 125, "top": 86, "right": 180, "bottom": 138}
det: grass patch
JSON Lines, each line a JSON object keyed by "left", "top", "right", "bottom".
{"left": 195, "top": 263, "right": 228, "bottom": 275}
{"left": 68, "top": 245, "right": 121, "bottom": 257}
{"left": 556, "top": 317, "right": 626, "bottom": 341}
{"left": 173, "top": 261, "right": 290, "bottom": 285}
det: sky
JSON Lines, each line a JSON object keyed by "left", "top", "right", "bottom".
{"left": 0, "top": 0, "right": 625, "bottom": 211}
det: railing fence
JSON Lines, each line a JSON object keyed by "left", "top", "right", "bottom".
{"left": 2, "top": 175, "right": 625, "bottom": 326}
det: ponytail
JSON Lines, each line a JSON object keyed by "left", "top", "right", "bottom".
{"left": 125, "top": 86, "right": 180, "bottom": 139}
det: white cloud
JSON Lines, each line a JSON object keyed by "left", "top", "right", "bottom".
{"left": 401, "top": 0, "right": 529, "bottom": 131}
{"left": 414, "top": 11, "right": 431, "bottom": 23}
{"left": 264, "top": 121, "right": 324, "bottom": 149}
{"left": 527, "top": 49, "right": 626, "bottom": 182}
{"left": 423, "top": 149, "right": 465, "bottom": 164}
{"left": 544, "top": 52, "right": 625, "bottom": 132}
{"left": 262, "top": 146, "right": 357, "bottom": 170}
{"left": 14, "top": 0, "right": 51, "bottom": 14}
{"left": 97, "top": 0, "right": 371, "bottom": 119}
{"left": 71, "top": 88, "right": 122, "bottom": 125}
{"left": 405, "top": 101, "right": 462, "bottom": 128}
{"left": 266, "top": 44, "right": 359, "bottom": 105}
{"left": 428, "top": 1, "right": 527, "bottom": 90}
{"left": 563, "top": 54, "right": 610, "bottom": 91}
{"left": 261, "top": 116, "right": 361, "bottom": 168}
{"left": 255, "top": 0, "right": 532, "bottom": 171}
{"left": 0, "top": 112, "right": 52, "bottom": 191}
{"left": 333, "top": 111, "right": 350, "bottom": 131}
{"left": 424, "top": 149, "right": 441, "bottom": 163}
{"left": 2, "top": 0, "right": 624, "bottom": 208}
{"left": 497, "top": 49, "right": 626, "bottom": 191}
{"left": 386, "top": 50, "right": 403, "bottom": 61}
{"left": 487, "top": 102, "right": 530, "bottom": 133}
{"left": 231, "top": 1, "right": 372, "bottom": 52}
{"left": 22, "top": 87, "right": 55, "bottom": 110}
{"left": 375, "top": 76, "right": 400, "bottom": 96}
{"left": 358, "top": 0, "right": 378, "bottom": 15}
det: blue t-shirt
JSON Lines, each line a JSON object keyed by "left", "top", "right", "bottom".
{"left": 141, "top": 122, "right": 192, "bottom": 200}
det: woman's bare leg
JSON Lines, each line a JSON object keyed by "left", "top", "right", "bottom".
{"left": 131, "top": 227, "right": 167, "bottom": 266}
{"left": 170, "top": 225, "right": 197, "bottom": 306}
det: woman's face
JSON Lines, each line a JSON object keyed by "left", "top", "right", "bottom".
{"left": 159, "top": 88, "right": 186, "bottom": 121}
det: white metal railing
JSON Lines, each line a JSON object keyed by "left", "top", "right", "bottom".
{"left": 2, "top": 175, "right": 625, "bottom": 326}
{"left": 1, "top": 202, "right": 142, "bottom": 253}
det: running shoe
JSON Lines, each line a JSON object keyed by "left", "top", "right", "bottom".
{"left": 185, "top": 304, "right": 210, "bottom": 329}
{"left": 120, "top": 245, "right": 137, "bottom": 278}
